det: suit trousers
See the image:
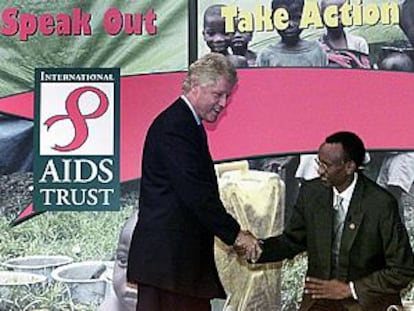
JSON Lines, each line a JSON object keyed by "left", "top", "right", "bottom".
{"left": 303, "top": 297, "right": 363, "bottom": 311}
{"left": 136, "top": 283, "right": 211, "bottom": 311}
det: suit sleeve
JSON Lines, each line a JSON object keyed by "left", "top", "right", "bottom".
{"left": 257, "top": 183, "right": 308, "bottom": 263}
{"left": 354, "top": 198, "right": 414, "bottom": 304}
{"left": 157, "top": 121, "right": 240, "bottom": 246}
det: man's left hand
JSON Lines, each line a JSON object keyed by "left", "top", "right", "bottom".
{"left": 304, "top": 277, "right": 352, "bottom": 300}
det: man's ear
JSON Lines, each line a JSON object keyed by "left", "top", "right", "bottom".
{"left": 189, "top": 77, "right": 200, "bottom": 93}
{"left": 346, "top": 160, "right": 357, "bottom": 174}
{"left": 186, "top": 78, "right": 200, "bottom": 100}
{"left": 190, "top": 77, "right": 199, "bottom": 88}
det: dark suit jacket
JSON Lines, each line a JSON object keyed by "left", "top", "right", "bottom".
{"left": 127, "top": 97, "right": 240, "bottom": 299}
{"left": 258, "top": 173, "right": 414, "bottom": 311}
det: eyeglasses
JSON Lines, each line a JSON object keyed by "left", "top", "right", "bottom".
{"left": 314, "top": 158, "right": 344, "bottom": 171}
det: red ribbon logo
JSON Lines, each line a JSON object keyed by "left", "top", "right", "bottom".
{"left": 44, "top": 86, "right": 109, "bottom": 152}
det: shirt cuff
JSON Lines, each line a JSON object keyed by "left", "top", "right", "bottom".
{"left": 349, "top": 281, "right": 358, "bottom": 300}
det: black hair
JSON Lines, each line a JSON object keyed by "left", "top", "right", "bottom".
{"left": 203, "top": 4, "right": 225, "bottom": 25}
{"left": 271, "top": 0, "right": 305, "bottom": 12}
{"left": 325, "top": 131, "right": 366, "bottom": 167}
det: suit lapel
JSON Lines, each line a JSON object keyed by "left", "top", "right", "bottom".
{"left": 177, "top": 98, "right": 208, "bottom": 149}
{"left": 314, "top": 189, "right": 335, "bottom": 271}
{"left": 198, "top": 123, "right": 210, "bottom": 152}
{"left": 177, "top": 99, "right": 215, "bottom": 178}
{"left": 339, "top": 174, "right": 365, "bottom": 267}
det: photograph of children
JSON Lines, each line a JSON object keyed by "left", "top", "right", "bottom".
{"left": 256, "top": 0, "right": 328, "bottom": 67}
{"left": 230, "top": 19, "right": 257, "bottom": 66}
{"left": 318, "top": 0, "right": 370, "bottom": 68}
{"left": 197, "top": 0, "right": 410, "bottom": 70}
{"left": 202, "top": 4, "right": 249, "bottom": 67}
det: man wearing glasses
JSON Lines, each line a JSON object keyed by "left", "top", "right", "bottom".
{"left": 254, "top": 131, "right": 414, "bottom": 311}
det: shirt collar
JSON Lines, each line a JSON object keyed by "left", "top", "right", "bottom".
{"left": 333, "top": 172, "right": 358, "bottom": 204}
{"left": 181, "top": 95, "right": 201, "bottom": 125}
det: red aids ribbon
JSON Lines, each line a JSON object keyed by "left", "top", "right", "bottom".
{"left": 44, "top": 86, "right": 109, "bottom": 152}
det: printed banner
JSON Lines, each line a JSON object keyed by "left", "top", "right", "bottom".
{"left": 1, "top": 0, "right": 414, "bottom": 310}
{"left": 33, "top": 68, "right": 120, "bottom": 212}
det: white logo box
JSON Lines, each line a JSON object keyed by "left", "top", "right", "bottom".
{"left": 39, "top": 82, "right": 114, "bottom": 156}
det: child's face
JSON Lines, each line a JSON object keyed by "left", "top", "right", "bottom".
{"left": 230, "top": 28, "right": 252, "bottom": 55}
{"left": 276, "top": 4, "right": 303, "bottom": 44}
{"left": 321, "top": 0, "right": 346, "bottom": 30}
{"left": 203, "top": 14, "right": 231, "bottom": 54}
{"left": 112, "top": 214, "right": 138, "bottom": 311}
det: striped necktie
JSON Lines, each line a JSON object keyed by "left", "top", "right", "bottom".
{"left": 332, "top": 195, "right": 345, "bottom": 276}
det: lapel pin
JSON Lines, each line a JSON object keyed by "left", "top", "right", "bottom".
{"left": 349, "top": 223, "right": 356, "bottom": 230}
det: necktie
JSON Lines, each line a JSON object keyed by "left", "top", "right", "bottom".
{"left": 332, "top": 196, "right": 345, "bottom": 275}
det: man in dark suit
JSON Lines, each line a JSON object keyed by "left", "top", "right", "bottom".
{"left": 127, "top": 53, "right": 262, "bottom": 311}
{"left": 256, "top": 131, "right": 414, "bottom": 311}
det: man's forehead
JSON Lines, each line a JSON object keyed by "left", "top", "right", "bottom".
{"left": 319, "top": 142, "right": 344, "bottom": 158}
{"left": 199, "top": 75, "right": 230, "bottom": 86}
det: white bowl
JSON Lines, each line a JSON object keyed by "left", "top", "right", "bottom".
{"left": 0, "top": 271, "right": 47, "bottom": 307}
{"left": 2, "top": 255, "right": 73, "bottom": 280}
{"left": 51, "top": 261, "right": 107, "bottom": 305}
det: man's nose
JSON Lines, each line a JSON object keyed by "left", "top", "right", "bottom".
{"left": 218, "top": 95, "right": 228, "bottom": 108}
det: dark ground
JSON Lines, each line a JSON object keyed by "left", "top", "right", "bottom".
{"left": 0, "top": 172, "right": 33, "bottom": 221}
{"left": 0, "top": 173, "right": 140, "bottom": 221}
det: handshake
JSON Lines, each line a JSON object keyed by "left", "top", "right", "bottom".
{"left": 233, "top": 230, "right": 263, "bottom": 263}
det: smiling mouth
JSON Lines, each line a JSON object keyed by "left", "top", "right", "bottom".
{"left": 212, "top": 42, "right": 226, "bottom": 48}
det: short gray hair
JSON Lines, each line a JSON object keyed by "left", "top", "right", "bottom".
{"left": 182, "top": 53, "right": 238, "bottom": 93}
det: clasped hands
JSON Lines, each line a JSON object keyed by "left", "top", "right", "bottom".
{"left": 233, "top": 230, "right": 263, "bottom": 263}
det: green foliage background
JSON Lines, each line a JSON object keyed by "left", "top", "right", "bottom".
{"left": 0, "top": 0, "right": 188, "bottom": 97}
